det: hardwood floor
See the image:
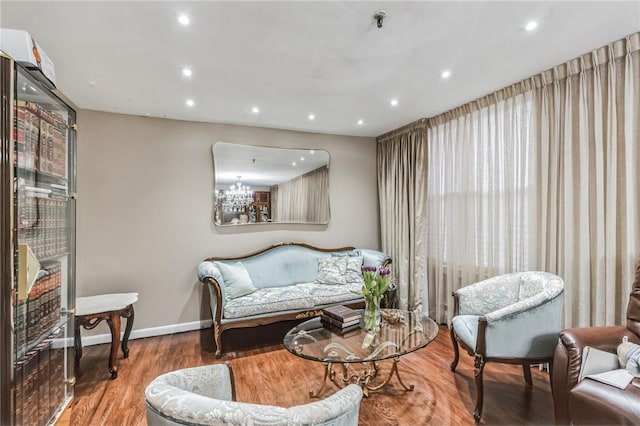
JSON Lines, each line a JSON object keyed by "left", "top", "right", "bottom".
{"left": 58, "top": 322, "right": 555, "bottom": 425}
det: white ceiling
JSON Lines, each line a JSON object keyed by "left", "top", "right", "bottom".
{"left": 1, "top": 1, "right": 639, "bottom": 138}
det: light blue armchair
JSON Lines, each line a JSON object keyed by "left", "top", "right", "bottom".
{"left": 145, "top": 363, "right": 363, "bottom": 426}
{"left": 449, "top": 271, "right": 565, "bottom": 423}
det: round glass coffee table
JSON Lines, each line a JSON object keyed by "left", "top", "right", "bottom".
{"left": 283, "top": 309, "right": 439, "bottom": 397}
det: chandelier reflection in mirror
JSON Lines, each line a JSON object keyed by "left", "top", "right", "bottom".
{"left": 216, "top": 176, "right": 254, "bottom": 212}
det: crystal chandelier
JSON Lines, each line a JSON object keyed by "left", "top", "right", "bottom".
{"left": 217, "top": 176, "right": 254, "bottom": 211}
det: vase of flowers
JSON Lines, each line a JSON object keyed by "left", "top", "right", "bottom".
{"left": 360, "top": 265, "right": 391, "bottom": 342}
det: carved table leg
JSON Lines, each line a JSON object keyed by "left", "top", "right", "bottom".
{"left": 106, "top": 313, "right": 122, "bottom": 379}
{"left": 121, "top": 305, "right": 134, "bottom": 358}
{"left": 310, "top": 362, "right": 335, "bottom": 398}
{"left": 390, "top": 357, "right": 415, "bottom": 392}
{"left": 364, "top": 357, "right": 414, "bottom": 393}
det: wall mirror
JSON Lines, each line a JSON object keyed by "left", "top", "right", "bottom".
{"left": 212, "top": 142, "right": 330, "bottom": 226}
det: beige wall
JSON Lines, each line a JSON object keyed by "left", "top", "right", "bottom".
{"left": 76, "top": 110, "right": 379, "bottom": 332}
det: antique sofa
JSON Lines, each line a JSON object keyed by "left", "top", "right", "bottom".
{"left": 145, "top": 362, "right": 363, "bottom": 425}
{"left": 197, "top": 242, "right": 391, "bottom": 357}
{"left": 552, "top": 260, "right": 640, "bottom": 424}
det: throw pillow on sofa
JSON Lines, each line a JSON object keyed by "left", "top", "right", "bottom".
{"left": 315, "top": 257, "right": 347, "bottom": 285}
{"left": 345, "top": 256, "right": 364, "bottom": 284}
{"left": 215, "top": 261, "right": 257, "bottom": 300}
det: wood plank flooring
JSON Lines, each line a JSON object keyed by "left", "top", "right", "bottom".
{"left": 58, "top": 322, "right": 555, "bottom": 425}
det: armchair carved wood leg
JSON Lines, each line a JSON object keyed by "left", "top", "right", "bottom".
{"left": 522, "top": 363, "right": 532, "bottom": 386}
{"left": 450, "top": 326, "right": 460, "bottom": 371}
{"left": 473, "top": 354, "right": 486, "bottom": 423}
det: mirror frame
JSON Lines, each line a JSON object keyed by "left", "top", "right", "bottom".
{"left": 212, "top": 142, "right": 331, "bottom": 227}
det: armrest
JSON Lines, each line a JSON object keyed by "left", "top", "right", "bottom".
{"left": 455, "top": 274, "right": 520, "bottom": 316}
{"left": 147, "top": 382, "right": 362, "bottom": 425}
{"left": 197, "top": 261, "right": 223, "bottom": 283}
{"left": 197, "top": 261, "right": 227, "bottom": 320}
{"left": 147, "top": 386, "right": 290, "bottom": 424}
{"left": 145, "top": 365, "right": 236, "bottom": 423}
{"left": 288, "top": 384, "right": 363, "bottom": 424}
{"left": 359, "top": 248, "right": 392, "bottom": 268}
{"left": 484, "top": 289, "right": 562, "bottom": 323}
{"left": 551, "top": 325, "right": 636, "bottom": 424}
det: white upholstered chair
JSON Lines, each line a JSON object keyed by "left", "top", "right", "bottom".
{"left": 145, "top": 363, "right": 363, "bottom": 426}
{"left": 449, "top": 271, "right": 565, "bottom": 423}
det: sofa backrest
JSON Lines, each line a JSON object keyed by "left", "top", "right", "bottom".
{"left": 627, "top": 260, "right": 640, "bottom": 337}
{"left": 214, "top": 244, "right": 349, "bottom": 289}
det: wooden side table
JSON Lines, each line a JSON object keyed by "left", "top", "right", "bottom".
{"left": 74, "top": 292, "right": 138, "bottom": 379}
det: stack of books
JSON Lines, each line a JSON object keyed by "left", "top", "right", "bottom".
{"left": 321, "top": 305, "right": 361, "bottom": 333}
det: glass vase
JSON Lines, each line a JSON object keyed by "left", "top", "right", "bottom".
{"left": 363, "top": 294, "right": 383, "bottom": 333}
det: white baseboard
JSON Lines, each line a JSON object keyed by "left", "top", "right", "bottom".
{"left": 78, "top": 319, "right": 213, "bottom": 347}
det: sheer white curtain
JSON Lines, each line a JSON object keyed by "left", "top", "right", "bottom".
{"left": 424, "top": 33, "right": 640, "bottom": 326}
{"left": 426, "top": 92, "right": 538, "bottom": 323}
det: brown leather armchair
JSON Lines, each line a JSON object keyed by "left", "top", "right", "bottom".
{"left": 552, "top": 261, "right": 640, "bottom": 424}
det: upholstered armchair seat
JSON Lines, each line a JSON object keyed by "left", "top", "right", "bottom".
{"left": 450, "top": 271, "right": 565, "bottom": 422}
{"left": 145, "top": 363, "right": 363, "bottom": 426}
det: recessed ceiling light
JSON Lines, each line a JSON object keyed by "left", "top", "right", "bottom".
{"left": 177, "top": 14, "right": 190, "bottom": 26}
{"left": 292, "top": 162, "right": 297, "bottom": 166}
{"left": 525, "top": 20, "right": 538, "bottom": 31}
{"left": 390, "top": 99, "right": 398, "bottom": 107}
{"left": 309, "top": 150, "right": 315, "bottom": 154}
{"left": 186, "top": 99, "right": 194, "bottom": 107}
{"left": 251, "top": 106, "right": 260, "bottom": 114}
{"left": 300, "top": 157, "right": 305, "bottom": 161}
{"left": 181, "top": 67, "right": 193, "bottom": 77}
{"left": 357, "top": 119, "right": 364, "bottom": 126}
{"left": 308, "top": 113, "right": 315, "bottom": 120}
{"left": 441, "top": 70, "right": 451, "bottom": 79}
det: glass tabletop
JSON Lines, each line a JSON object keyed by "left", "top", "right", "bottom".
{"left": 283, "top": 309, "right": 439, "bottom": 364}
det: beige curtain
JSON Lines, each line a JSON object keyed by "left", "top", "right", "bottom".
{"left": 377, "top": 120, "right": 428, "bottom": 311}
{"left": 536, "top": 35, "right": 640, "bottom": 327}
{"left": 423, "top": 33, "right": 640, "bottom": 326}
{"left": 272, "top": 166, "right": 329, "bottom": 223}
{"left": 378, "top": 33, "right": 640, "bottom": 327}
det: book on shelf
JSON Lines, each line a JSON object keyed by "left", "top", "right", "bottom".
{"left": 321, "top": 305, "right": 360, "bottom": 323}
{"left": 320, "top": 314, "right": 359, "bottom": 328}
